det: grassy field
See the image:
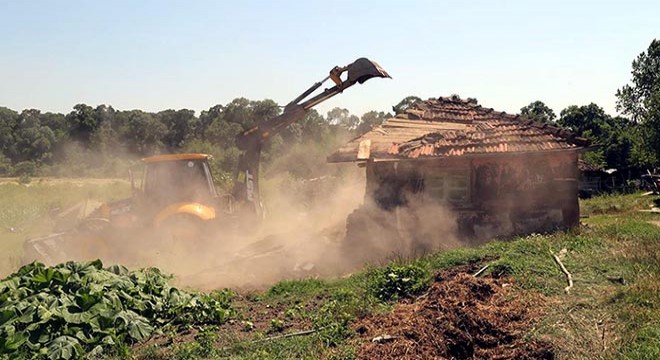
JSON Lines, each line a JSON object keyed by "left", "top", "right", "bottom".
{"left": 1, "top": 180, "right": 658, "bottom": 359}
{"left": 123, "top": 192, "right": 658, "bottom": 360}
{"left": 0, "top": 178, "right": 130, "bottom": 276}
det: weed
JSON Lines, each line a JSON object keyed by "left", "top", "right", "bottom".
{"left": 367, "top": 262, "right": 431, "bottom": 302}
{"left": 269, "top": 319, "right": 286, "bottom": 333}
{"left": 266, "top": 278, "right": 327, "bottom": 298}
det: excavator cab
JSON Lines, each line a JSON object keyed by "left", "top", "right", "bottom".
{"left": 137, "top": 154, "right": 217, "bottom": 206}
{"left": 129, "top": 153, "right": 219, "bottom": 228}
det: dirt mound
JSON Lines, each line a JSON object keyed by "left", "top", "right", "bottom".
{"left": 355, "top": 267, "right": 554, "bottom": 359}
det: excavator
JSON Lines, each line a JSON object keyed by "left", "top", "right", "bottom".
{"left": 21, "top": 58, "right": 390, "bottom": 270}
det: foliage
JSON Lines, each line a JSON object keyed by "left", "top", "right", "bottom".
{"left": 520, "top": 100, "right": 556, "bottom": 123}
{"left": 356, "top": 110, "right": 391, "bottom": 135}
{"left": 0, "top": 260, "right": 234, "bottom": 359}
{"left": 392, "top": 96, "right": 422, "bottom": 115}
{"left": 367, "top": 262, "right": 430, "bottom": 302}
{"left": 616, "top": 38, "right": 660, "bottom": 167}
{"left": 558, "top": 103, "right": 637, "bottom": 169}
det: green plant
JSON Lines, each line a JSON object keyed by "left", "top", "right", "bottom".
{"left": 367, "top": 262, "right": 431, "bottom": 302}
{"left": 269, "top": 319, "right": 285, "bottom": 333}
{"left": 17, "top": 174, "right": 31, "bottom": 185}
{"left": 0, "top": 260, "right": 234, "bottom": 359}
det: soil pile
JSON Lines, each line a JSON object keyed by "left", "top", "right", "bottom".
{"left": 355, "top": 267, "right": 554, "bottom": 359}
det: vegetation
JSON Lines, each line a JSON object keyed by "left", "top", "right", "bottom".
{"left": 0, "top": 180, "right": 130, "bottom": 277}
{"left": 0, "top": 260, "right": 233, "bottom": 359}
{"left": 115, "top": 192, "right": 658, "bottom": 360}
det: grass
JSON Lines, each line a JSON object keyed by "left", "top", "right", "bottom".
{"left": 125, "top": 193, "right": 659, "bottom": 359}
{"left": 1, "top": 182, "right": 657, "bottom": 359}
{"left": 0, "top": 178, "right": 129, "bottom": 276}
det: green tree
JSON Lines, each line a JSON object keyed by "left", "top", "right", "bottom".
{"left": 0, "top": 152, "right": 11, "bottom": 175}
{"left": 392, "top": 96, "right": 422, "bottom": 115}
{"left": 520, "top": 100, "right": 556, "bottom": 123}
{"left": 616, "top": 39, "right": 660, "bottom": 166}
{"left": 65, "top": 104, "right": 98, "bottom": 145}
{"left": 558, "top": 104, "right": 636, "bottom": 169}
{"left": 14, "top": 109, "right": 56, "bottom": 163}
{"left": 356, "top": 111, "right": 391, "bottom": 134}
{"left": 157, "top": 109, "right": 198, "bottom": 149}
{"left": 0, "top": 107, "right": 19, "bottom": 161}
{"left": 115, "top": 110, "right": 167, "bottom": 155}
{"left": 327, "top": 107, "right": 359, "bottom": 130}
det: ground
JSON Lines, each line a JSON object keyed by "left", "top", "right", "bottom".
{"left": 1, "top": 179, "right": 658, "bottom": 359}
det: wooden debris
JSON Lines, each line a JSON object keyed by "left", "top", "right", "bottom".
{"left": 606, "top": 276, "right": 625, "bottom": 285}
{"left": 371, "top": 334, "right": 397, "bottom": 343}
{"left": 551, "top": 250, "right": 573, "bottom": 294}
{"left": 252, "top": 328, "right": 319, "bottom": 344}
{"left": 473, "top": 264, "right": 490, "bottom": 277}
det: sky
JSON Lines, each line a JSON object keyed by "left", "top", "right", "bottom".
{"left": 0, "top": 0, "right": 658, "bottom": 118}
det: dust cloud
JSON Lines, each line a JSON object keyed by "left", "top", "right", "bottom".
{"left": 22, "top": 146, "right": 463, "bottom": 291}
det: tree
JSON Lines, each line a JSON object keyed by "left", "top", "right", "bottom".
{"left": 13, "top": 109, "right": 56, "bottom": 163}
{"left": 520, "top": 101, "right": 556, "bottom": 123}
{"left": 392, "top": 96, "right": 422, "bottom": 115}
{"left": 327, "top": 107, "right": 359, "bottom": 130}
{"left": 65, "top": 104, "right": 98, "bottom": 145}
{"left": 616, "top": 39, "right": 660, "bottom": 166}
{"left": 0, "top": 107, "right": 19, "bottom": 160}
{"left": 157, "top": 109, "right": 198, "bottom": 149}
{"left": 558, "top": 104, "right": 635, "bottom": 169}
{"left": 356, "top": 111, "right": 391, "bottom": 134}
{"left": 115, "top": 110, "right": 167, "bottom": 155}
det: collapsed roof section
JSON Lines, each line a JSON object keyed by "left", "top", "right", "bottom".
{"left": 328, "top": 96, "right": 589, "bottom": 163}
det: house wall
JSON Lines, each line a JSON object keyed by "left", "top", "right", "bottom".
{"left": 364, "top": 151, "right": 579, "bottom": 240}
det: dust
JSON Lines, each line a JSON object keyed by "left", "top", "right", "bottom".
{"left": 20, "top": 142, "right": 463, "bottom": 290}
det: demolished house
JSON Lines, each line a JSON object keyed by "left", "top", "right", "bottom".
{"left": 329, "top": 96, "right": 589, "bottom": 251}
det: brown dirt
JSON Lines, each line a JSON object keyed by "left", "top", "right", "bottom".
{"left": 354, "top": 267, "right": 554, "bottom": 360}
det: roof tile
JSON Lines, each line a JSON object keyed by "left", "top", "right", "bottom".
{"left": 329, "top": 96, "right": 589, "bottom": 162}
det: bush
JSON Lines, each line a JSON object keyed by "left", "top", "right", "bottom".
{"left": 367, "top": 262, "right": 431, "bottom": 302}
{"left": 12, "top": 161, "right": 37, "bottom": 176}
{"left": 0, "top": 153, "right": 12, "bottom": 176}
{"left": 17, "top": 174, "right": 31, "bottom": 185}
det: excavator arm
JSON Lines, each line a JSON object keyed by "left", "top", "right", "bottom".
{"left": 231, "top": 58, "right": 390, "bottom": 219}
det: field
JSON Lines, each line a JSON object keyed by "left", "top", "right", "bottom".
{"left": 0, "top": 178, "right": 130, "bottom": 276}
{"left": 1, "top": 179, "right": 658, "bottom": 359}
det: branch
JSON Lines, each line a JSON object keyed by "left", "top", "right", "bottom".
{"left": 551, "top": 251, "right": 574, "bottom": 294}
{"left": 251, "top": 327, "right": 323, "bottom": 344}
{"left": 473, "top": 264, "right": 490, "bottom": 277}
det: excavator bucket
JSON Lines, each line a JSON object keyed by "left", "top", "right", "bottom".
{"left": 346, "top": 58, "right": 391, "bottom": 85}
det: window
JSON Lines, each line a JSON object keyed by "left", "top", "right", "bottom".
{"left": 424, "top": 168, "right": 470, "bottom": 205}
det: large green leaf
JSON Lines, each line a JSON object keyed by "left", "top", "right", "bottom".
{"left": 0, "top": 260, "right": 234, "bottom": 358}
{"left": 0, "top": 309, "right": 14, "bottom": 326}
{"left": 116, "top": 310, "right": 154, "bottom": 341}
{"left": 31, "top": 268, "right": 56, "bottom": 284}
{"left": 47, "top": 336, "right": 81, "bottom": 360}
{"left": 0, "top": 331, "right": 27, "bottom": 353}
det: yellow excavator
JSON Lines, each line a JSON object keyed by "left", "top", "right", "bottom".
{"left": 22, "top": 58, "right": 390, "bottom": 267}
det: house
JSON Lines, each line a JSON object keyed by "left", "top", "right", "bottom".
{"left": 329, "top": 96, "right": 589, "bottom": 248}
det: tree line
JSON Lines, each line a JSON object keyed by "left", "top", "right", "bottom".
{"left": 0, "top": 99, "right": 391, "bottom": 186}
{"left": 1, "top": 39, "right": 658, "bottom": 183}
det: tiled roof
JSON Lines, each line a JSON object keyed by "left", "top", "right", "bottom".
{"left": 328, "top": 96, "right": 589, "bottom": 162}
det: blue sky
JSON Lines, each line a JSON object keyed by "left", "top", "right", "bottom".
{"left": 0, "top": 0, "right": 657, "bottom": 118}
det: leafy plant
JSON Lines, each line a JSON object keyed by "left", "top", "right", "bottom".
{"left": 0, "top": 260, "right": 234, "bottom": 359}
{"left": 367, "top": 263, "right": 430, "bottom": 302}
